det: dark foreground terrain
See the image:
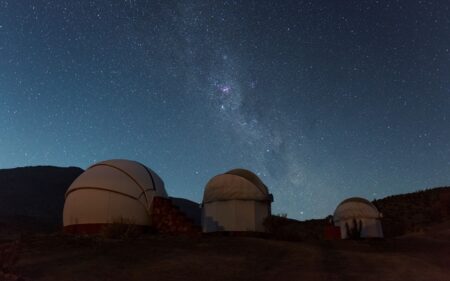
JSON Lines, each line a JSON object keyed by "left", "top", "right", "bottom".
{"left": 0, "top": 167, "right": 449, "bottom": 280}
{"left": 2, "top": 220, "right": 448, "bottom": 281}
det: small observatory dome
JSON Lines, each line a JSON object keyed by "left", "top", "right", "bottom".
{"left": 333, "top": 197, "right": 383, "bottom": 239}
{"left": 204, "top": 169, "right": 270, "bottom": 203}
{"left": 202, "top": 168, "right": 273, "bottom": 233}
{"left": 63, "top": 159, "right": 167, "bottom": 234}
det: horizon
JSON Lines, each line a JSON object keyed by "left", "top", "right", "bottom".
{"left": 1, "top": 163, "right": 448, "bottom": 220}
{"left": 1, "top": 1, "right": 449, "bottom": 220}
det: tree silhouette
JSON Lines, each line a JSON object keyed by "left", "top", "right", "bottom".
{"left": 345, "top": 218, "right": 362, "bottom": 239}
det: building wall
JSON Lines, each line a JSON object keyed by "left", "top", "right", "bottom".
{"left": 202, "top": 200, "right": 269, "bottom": 232}
{"left": 254, "top": 201, "right": 270, "bottom": 232}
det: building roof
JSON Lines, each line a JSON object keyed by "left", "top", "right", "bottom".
{"left": 66, "top": 159, "right": 167, "bottom": 208}
{"left": 203, "top": 169, "right": 270, "bottom": 203}
{"left": 338, "top": 197, "right": 373, "bottom": 206}
{"left": 225, "top": 168, "right": 269, "bottom": 195}
{"left": 333, "top": 197, "right": 381, "bottom": 222}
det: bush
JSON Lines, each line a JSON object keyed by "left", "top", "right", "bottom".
{"left": 100, "top": 218, "right": 140, "bottom": 240}
{"left": 345, "top": 219, "right": 362, "bottom": 240}
{"left": 264, "top": 215, "right": 326, "bottom": 241}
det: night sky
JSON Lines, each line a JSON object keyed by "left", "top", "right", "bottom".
{"left": 1, "top": 0, "right": 449, "bottom": 219}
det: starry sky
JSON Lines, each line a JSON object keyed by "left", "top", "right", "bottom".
{"left": 1, "top": 0, "right": 449, "bottom": 219}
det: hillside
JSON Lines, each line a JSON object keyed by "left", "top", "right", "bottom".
{"left": 0, "top": 166, "right": 83, "bottom": 233}
{"left": 374, "top": 187, "right": 450, "bottom": 237}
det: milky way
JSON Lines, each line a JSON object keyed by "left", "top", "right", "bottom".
{"left": 1, "top": 0, "right": 449, "bottom": 219}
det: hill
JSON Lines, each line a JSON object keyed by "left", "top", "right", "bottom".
{"left": 374, "top": 187, "right": 450, "bottom": 237}
{"left": 0, "top": 166, "right": 83, "bottom": 234}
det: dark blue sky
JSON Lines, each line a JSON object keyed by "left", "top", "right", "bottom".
{"left": 1, "top": 0, "right": 449, "bottom": 219}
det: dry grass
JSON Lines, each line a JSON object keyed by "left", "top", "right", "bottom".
{"left": 264, "top": 215, "right": 327, "bottom": 241}
{"left": 100, "top": 218, "right": 141, "bottom": 240}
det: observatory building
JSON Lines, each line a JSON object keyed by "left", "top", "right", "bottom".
{"left": 333, "top": 197, "right": 383, "bottom": 239}
{"left": 202, "top": 168, "right": 273, "bottom": 233}
{"left": 63, "top": 159, "right": 167, "bottom": 234}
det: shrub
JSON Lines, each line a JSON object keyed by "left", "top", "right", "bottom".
{"left": 345, "top": 219, "right": 362, "bottom": 240}
{"left": 264, "top": 215, "right": 326, "bottom": 241}
{"left": 100, "top": 218, "right": 140, "bottom": 240}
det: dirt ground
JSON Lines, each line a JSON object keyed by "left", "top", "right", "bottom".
{"left": 10, "top": 223, "right": 449, "bottom": 281}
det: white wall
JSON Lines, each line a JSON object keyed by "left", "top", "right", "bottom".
{"left": 63, "top": 189, "right": 150, "bottom": 226}
{"left": 202, "top": 200, "right": 269, "bottom": 232}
